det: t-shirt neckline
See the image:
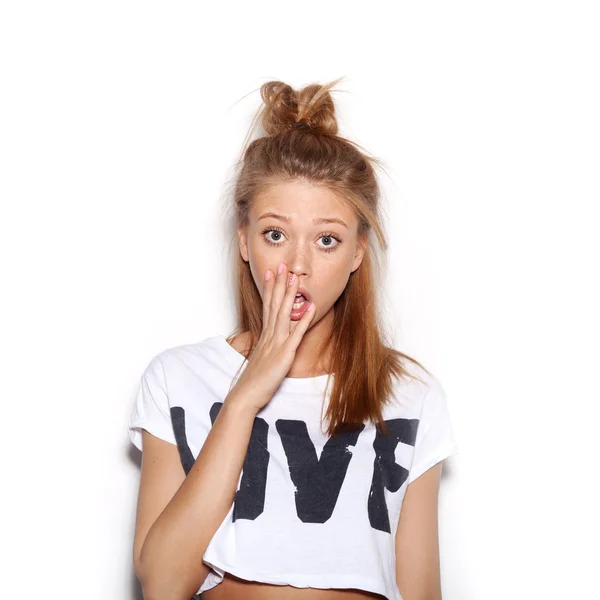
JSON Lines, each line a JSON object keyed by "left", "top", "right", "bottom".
{"left": 214, "top": 334, "right": 333, "bottom": 395}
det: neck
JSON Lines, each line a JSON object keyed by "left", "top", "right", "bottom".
{"left": 229, "top": 308, "right": 336, "bottom": 379}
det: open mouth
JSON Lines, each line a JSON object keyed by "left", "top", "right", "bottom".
{"left": 290, "top": 288, "right": 312, "bottom": 320}
{"left": 293, "top": 293, "right": 308, "bottom": 310}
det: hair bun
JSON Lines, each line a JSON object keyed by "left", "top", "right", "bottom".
{"left": 257, "top": 78, "right": 344, "bottom": 137}
{"left": 289, "top": 121, "right": 312, "bottom": 131}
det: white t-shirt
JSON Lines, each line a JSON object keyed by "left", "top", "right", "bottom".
{"left": 128, "top": 334, "right": 458, "bottom": 600}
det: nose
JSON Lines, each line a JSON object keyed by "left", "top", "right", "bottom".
{"left": 285, "top": 242, "right": 310, "bottom": 278}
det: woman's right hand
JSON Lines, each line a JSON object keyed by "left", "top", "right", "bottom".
{"left": 226, "top": 262, "right": 316, "bottom": 412}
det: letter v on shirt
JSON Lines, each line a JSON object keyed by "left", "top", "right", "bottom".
{"left": 128, "top": 335, "right": 458, "bottom": 600}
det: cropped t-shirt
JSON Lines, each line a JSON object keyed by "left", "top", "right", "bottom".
{"left": 128, "top": 334, "right": 459, "bottom": 600}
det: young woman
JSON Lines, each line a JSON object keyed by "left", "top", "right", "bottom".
{"left": 128, "top": 78, "right": 458, "bottom": 600}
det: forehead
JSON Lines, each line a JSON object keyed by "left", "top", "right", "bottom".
{"left": 251, "top": 180, "right": 356, "bottom": 226}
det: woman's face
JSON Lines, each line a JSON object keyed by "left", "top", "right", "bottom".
{"left": 237, "top": 180, "right": 367, "bottom": 332}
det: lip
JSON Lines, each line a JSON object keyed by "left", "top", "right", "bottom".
{"left": 296, "top": 287, "right": 312, "bottom": 304}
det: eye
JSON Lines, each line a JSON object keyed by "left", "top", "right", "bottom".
{"left": 263, "top": 228, "right": 286, "bottom": 245}
{"left": 261, "top": 227, "right": 343, "bottom": 253}
{"left": 316, "top": 234, "right": 341, "bottom": 252}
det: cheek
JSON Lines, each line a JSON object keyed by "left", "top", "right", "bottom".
{"left": 247, "top": 236, "right": 270, "bottom": 267}
{"left": 247, "top": 252, "right": 270, "bottom": 297}
{"left": 318, "top": 260, "right": 353, "bottom": 299}
{"left": 331, "top": 247, "right": 355, "bottom": 274}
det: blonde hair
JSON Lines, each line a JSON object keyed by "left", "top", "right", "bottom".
{"left": 225, "top": 78, "right": 428, "bottom": 436}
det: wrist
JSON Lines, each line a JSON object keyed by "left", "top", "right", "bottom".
{"left": 223, "top": 388, "right": 264, "bottom": 417}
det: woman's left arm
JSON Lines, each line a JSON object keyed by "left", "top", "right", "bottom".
{"left": 395, "top": 462, "right": 444, "bottom": 600}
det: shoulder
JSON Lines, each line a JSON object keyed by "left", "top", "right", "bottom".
{"left": 142, "top": 335, "right": 228, "bottom": 380}
{"left": 383, "top": 352, "right": 447, "bottom": 421}
{"left": 227, "top": 330, "right": 254, "bottom": 357}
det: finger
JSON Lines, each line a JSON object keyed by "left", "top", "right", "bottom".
{"left": 262, "top": 268, "right": 274, "bottom": 332}
{"left": 275, "top": 271, "right": 300, "bottom": 338}
{"left": 288, "top": 301, "right": 316, "bottom": 347}
{"left": 268, "top": 262, "right": 287, "bottom": 333}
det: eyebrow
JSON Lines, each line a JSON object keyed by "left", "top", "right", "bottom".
{"left": 257, "top": 212, "right": 348, "bottom": 229}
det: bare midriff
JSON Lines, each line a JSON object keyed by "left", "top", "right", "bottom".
{"left": 202, "top": 572, "right": 386, "bottom": 600}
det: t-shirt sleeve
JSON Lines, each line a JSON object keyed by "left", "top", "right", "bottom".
{"left": 128, "top": 355, "right": 177, "bottom": 451}
{"left": 407, "top": 377, "right": 459, "bottom": 484}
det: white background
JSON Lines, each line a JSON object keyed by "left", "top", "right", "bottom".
{"left": 1, "top": 2, "right": 598, "bottom": 599}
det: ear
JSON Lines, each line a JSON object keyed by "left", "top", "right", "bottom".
{"left": 351, "top": 233, "right": 368, "bottom": 273}
{"left": 237, "top": 224, "right": 249, "bottom": 262}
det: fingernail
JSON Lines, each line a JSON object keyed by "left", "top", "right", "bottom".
{"left": 265, "top": 269, "right": 271, "bottom": 281}
{"left": 288, "top": 274, "right": 296, "bottom": 286}
{"left": 307, "top": 302, "right": 315, "bottom": 311}
{"left": 277, "top": 262, "right": 284, "bottom": 274}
